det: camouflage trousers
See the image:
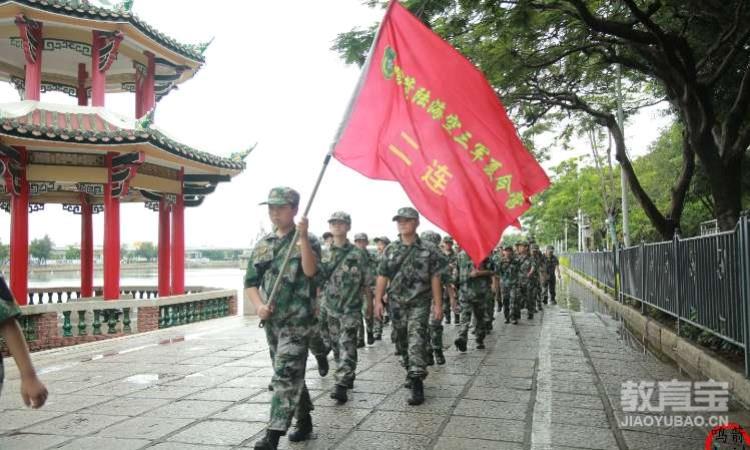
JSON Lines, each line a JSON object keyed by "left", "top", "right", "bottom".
{"left": 483, "top": 295, "right": 494, "bottom": 330}
{"left": 542, "top": 276, "right": 557, "bottom": 303}
{"left": 264, "top": 320, "right": 314, "bottom": 432}
{"left": 372, "top": 315, "right": 383, "bottom": 338}
{"left": 326, "top": 313, "right": 359, "bottom": 388}
{"left": 388, "top": 300, "right": 401, "bottom": 349}
{"left": 391, "top": 301, "right": 431, "bottom": 379}
{"left": 429, "top": 307, "right": 443, "bottom": 352}
{"left": 531, "top": 280, "right": 542, "bottom": 309}
{"left": 458, "top": 297, "right": 486, "bottom": 342}
{"left": 501, "top": 285, "right": 520, "bottom": 320}
{"left": 518, "top": 282, "right": 536, "bottom": 314}
{"left": 309, "top": 310, "right": 331, "bottom": 359}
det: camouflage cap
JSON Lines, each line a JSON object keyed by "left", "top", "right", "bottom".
{"left": 328, "top": 211, "right": 351, "bottom": 225}
{"left": 531, "top": 243, "right": 540, "bottom": 250}
{"left": 354, "top": 232, "right": 369, "bottom": 242}
{"left": 517, "top": 240, "right": 529, "bottom": 246}
{"left": 503, "top": 245, "right": 514, "bottom": 251}
{"left": 420, "top": 230, "right": 441, "bottom": 245}
{"left": 392, "top": 207, "right": 419, "bottom": 221}
{"left": 374, "top": 236, "right": 391, "bottom": 245}
{"left": 442, "top": 235, "right": 454, "bottom": 243}
{"left": 259, "top": 186, "right": 300, "bottom": 208}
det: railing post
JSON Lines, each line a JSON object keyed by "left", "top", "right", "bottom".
{"left": 673, "top": 231, "right": 681, "bottom": 336}
{"left": 739, "top": 213, "right": 750, "bottom": 377}
{"left": 640, "top": 242, "right": 646, "bottom": 314}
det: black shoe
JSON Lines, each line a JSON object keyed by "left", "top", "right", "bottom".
{"left": 316, "top": 355, "right": 329, "bottom": 377}
{"left": 504, "top": 318, "right": 510, "bottom": 324}
{"left": 527, "top": 314, "right": 534, "bottom": 320}
{"left": 551, "top": 300, "right": 557, "bottom": 305}
{"left": 454, "top": 313, "right": 460, "bottom": 323}
{"left": 330, "top": 384, "right": 348, "bottom": 403}
{"left": 512, "top": 319, "right": 519, "bottom": 325}
{"left": 268, "top": 383, "right": 273, "bottom": 391}
{"left": 288, "top": 414, "right": 313, "bottom": 442}
{"left": 454, "top": 338, "right": 467, "bottom": 352}
{"left": 367, "top": 332, "right": 375, "bottom": 345}
{"left": 445, "top": 315, "right": 451, "bottom": 324}
{"left": 426, "top": 350, "right": 435, "bottom": 366}
{"left": 357, "top": 339, "right": 365, "bottom": 348}
{"left": 345, "top": 378, "right": 354, "bottom": 389}
{"left": 434, "top": 349, "right": 446, "bottom": 365}
{"left": 408, "top": 378, "right": 424, "bottom": 405}
{"left": 254, "top": 429, "right": 283, "bottom": 450}
{"left": 394, "top": 349, "right": 402, "bottom": 356}
{"left": 476, "top": 341, "right": 486, "bottom": 350}
{"left": 374, "top": 334, "right": 382, "bottom": 341}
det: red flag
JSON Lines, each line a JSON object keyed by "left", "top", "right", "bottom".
{"left": 333, "top": 1, "right": 549, "bottom": 264}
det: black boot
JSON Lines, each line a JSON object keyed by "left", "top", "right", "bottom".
{"left": 254, "top": 429, "right": 284, "bottom": 450}
{"left": 504, "top": 317, "right": 510, "bottom": 324}
{"left": 454, "top": 313, "right": 460, "bottom": 324}
{"left": 476, "top": 339, "right": 486, "bottom": 350}
{"left": 445, "top": 314, "right": 451, "bottom": 325}
{"left": 512, "top": 318, "right": 519, "bottom": 325}
{"left": 374, "top": 334, "right": 382, "bottom": 340}
{"left": 330, "top": 384, "right": 348, "bottom": 403}
{"left": 357, "top": 339, "right": 365, "bottom": 348}
{"left": 426, "top": 350, "right": 435, "bottom": 366}
{"left": 316, "top": 355, "right": 329, "bottom": 377}
{"left": 288, "top": 414, "right": 313, "bottom": 442}
{"left": 434, "top": 349, "right": 446, "bottom": 365}
{"left": 454, "top": 338, "right": 467, "bottom": 352}
{"left": 367, "top": 331, "right": 375, "bottom": 345}
{"left": 408, "top": 378, "right": 425, "bottom": 405}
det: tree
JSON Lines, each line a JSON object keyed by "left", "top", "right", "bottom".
{"left": 333, "top": 0, "right": 750, "bottom": 235}
{"left": 64, "top": 245, "right": 80, "bottom": 261}
{"left": 30, "top": 235, "right": 53, "bottom": 264}
{"left": 134, "top": 242, "right": 157, "bottom": 262}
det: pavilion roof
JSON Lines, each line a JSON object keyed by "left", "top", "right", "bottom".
{"left": 0, "top": 0, "right": 207, "bottom": 62}
{"left": 0, "top": 101, "right": 245, "bottom": 172}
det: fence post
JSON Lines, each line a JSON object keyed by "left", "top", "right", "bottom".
{"left": 673, "top": 231, "right": 681, "bottom": 337}
{"left": 614, "top": 245, "right": 620, "bottom": 303}
{"left": 739, "top": 213, "right": 750, "bottom": 378}
{"left": 640, "top": 241, "right": 646, "bottom": 315}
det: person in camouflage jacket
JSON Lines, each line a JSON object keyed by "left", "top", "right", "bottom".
{"left": 245, "top": 187, "right": 321, "bottom": 450}
{"left": 374, "top": 207, "right": 443, "bottom": 406}
{"left": 319, "top": 213, "right": 372, "bottom": 404}
{"left": 494, "top": 245, "right": 520, "bottom": 324}
{"left": 454, "top": 250, "right": 493, "bottom": 352}
{"left": 515, "top": 241, "right": 536, "bottom": 320}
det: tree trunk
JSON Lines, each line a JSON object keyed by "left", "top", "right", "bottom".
{"left": 708, "top": 157, "right": 743, "bottom": 231}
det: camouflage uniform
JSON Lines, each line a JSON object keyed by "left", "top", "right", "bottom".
{"left": 441, "top": 238, "right": 458, "bottom": 324}
{"left": 516, "top": 243, "right": 536, "bottom": 319}
{"left": 319, "top": 229, "right": 371, "bottom": 389}
{"left": 455, "top": 251, "right": 492, "bottom": 348}
{"left": 494, "top": 247, "right": 520, "bottom": 321}
{"left": 379, "top": 211, "right": 442, "bottom": 381}
{"left": 372, "top": 237, "right": 390, "bottom": 340}
{"left": 542, "top": 248, "right": 559, "bottom": 303}
{"left": 245, "top": 188, "right": 321, "bottom": 433}
{"left": 531, "top": 245, "right": 544, "bottom": 310}
{"left": 0, "top": 275, "right": 22, "bottom": 398}
{"left": 420, "top": 231, "right": 448, "bottom": 364}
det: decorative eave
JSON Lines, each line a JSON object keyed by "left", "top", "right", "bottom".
{"left": 0, "top": 0, "right": 208, "bottom": 63}
{"left": 0, "top": 101, "right": 245, "bottom": 172}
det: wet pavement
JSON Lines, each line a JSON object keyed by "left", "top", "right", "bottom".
{"left": 1, "top": 277, "right": 749, "bottom": 449}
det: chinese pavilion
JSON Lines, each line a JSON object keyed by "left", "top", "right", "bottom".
{"left": 0, "top": 0, "right": 245, "bottom": 304}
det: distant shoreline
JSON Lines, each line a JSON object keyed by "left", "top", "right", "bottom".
{"left": 2, "top": 260, "right": 241, "bottom": 275}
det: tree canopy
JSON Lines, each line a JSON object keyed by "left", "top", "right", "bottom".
{"left": 333, "top": 0, "right": 750, "bottom": 237}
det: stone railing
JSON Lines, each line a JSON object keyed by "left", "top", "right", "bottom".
{"left": 2, "top": 288, "right": 237, "bottom": 353}
{"left": 26, "top": 285, "right": 208, "bottom": 305}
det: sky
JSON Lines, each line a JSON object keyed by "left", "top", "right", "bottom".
{"left": 0, "top": 0, "right": 671, "bottom": 249}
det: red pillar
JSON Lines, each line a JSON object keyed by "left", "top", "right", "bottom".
{"left": 80, "top": 198, "right": 93, "bottom": 297}
{"left": 77, "top": 63, "right": 88, "bottom": 107}
{"left": 9, "top": 147, "right": 29, "bottom": 305}
{"left": 91, "top": 31, "right": 105, "bottom": 107}
{"left": 158, "top": 199, "right": 171, "bottom": 297}
{"left": 15, "top": 17, "right": 42, "bottom": 101}
{"left": 103, "top": 153, "right": 120, "bottom": 300}
{"left": 143, "top": 51, "right": 156, "bottom": 113}
{"left": 171, "top": 169, "right": 185, "bottom": 295}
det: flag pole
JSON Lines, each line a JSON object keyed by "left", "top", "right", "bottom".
{"left": 260, "top": 2, "right": 394, "bottom": 328}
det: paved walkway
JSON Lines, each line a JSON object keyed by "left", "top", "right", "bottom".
{"left": 1, "top": 278, "right": 749, "bottom": 449}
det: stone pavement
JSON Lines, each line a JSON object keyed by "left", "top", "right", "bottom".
{"left": 1, "top": 278, "right": 749, "bottom": 450}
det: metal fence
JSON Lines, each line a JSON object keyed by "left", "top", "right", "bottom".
{"left": 566, "top": 214, "right": 750, "bottom": 376}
